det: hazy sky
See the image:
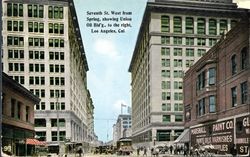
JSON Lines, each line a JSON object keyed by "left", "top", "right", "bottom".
{"left": 74, "top": 0, "right": 250, "bottom": 142}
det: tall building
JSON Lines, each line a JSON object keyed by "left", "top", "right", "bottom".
{"left": 2, "top": 0, "right": 93, "bottom": 152}
{"left": 2, "top": 72, "right": 40, "bottom": 156}
{"left": 129, "top": 0, "right": 247, "bottom": 147}
{"left": 183, "top": 14, "right": 250, "bottom": 156}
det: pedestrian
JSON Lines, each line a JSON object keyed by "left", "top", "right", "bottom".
{"left": 170, "top": 145, "right": 173, "bottom": 154}
{"left": 143, "top": 147, "right": 147, "bottom": 156}
{"left": 78, "top": 147, "right": 83, "bottom": 157}
{"left": 137, "top": 147, "right": 140, "bottom": 156}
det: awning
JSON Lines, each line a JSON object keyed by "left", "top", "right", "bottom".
{"left": 174, "top": 129, "right": 190, "bottom": 143}
{"left": 26, "top": 138, "right": 46, "bottom": 146}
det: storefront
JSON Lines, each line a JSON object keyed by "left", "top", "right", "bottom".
{"left": 2, "top": 124, "right": 34, "bottom": 156}
{"left": 190, "top": 114, "right": 249, "bottom": 156}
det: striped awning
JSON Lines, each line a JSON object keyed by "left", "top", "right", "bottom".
{"left": 26, "top": 138, "right": 46, "bottom": 146}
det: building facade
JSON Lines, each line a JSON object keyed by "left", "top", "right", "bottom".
{"left": 183, "top": 14, "right": 250, "bottom": 156}
{"left": 2, "top": 72, "right": 40, "bottom": 156}
{"left": 113, "top": 114, "right": 132, "bottom": 145}
{"left": 129, "top": 0, "right": 247, "bottom": 147}
{"left": 2, "top": 0, "right": 94, "bottom": 152}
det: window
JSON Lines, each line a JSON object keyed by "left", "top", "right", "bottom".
{"left": 220, "top": 19, "right": 227, "bottom": 35}
{"left": 28, "top": 4, "right": 43, "bottom": 18}
{"left": 209, "top": 96, "right": 216, "bottom": 113}
{"left": 162, "top": 92, "right": 171, "bottom": 100}
{"left": 7, "top": 3, "right": 23, "bottom": 17}
{"left": 231, "top": 86, "right": 237, "bottom": 107}
{"left": 157, "top": 130, "right": 171, "bottom": 141}
{"left": 162, "top": 81, "right": 170, "bottom": 89}
{"left": 186, "top": 37, "right": 194, "bottom": 45}
{"left": 197, "top": 49, "right": 206, "bottom": 57}
{"left": 161, "top": 70, "right": 170, "bottom": 78}
{"left": 209, "top": 38, "right": 217, "bottom": 46}
{"left": 174, "top": 59, "right": 182, "bottom": 67}
{"left": 197, "top": 18, "right": 206, "bottom": 34}
{"left": 162, "top": 59, "right": 170, "bottom": 67}
{"left": 7, "top": 36, "right": 24, "bottom": 47}
{"left": 186, "top": 49, "right": 194, "bottom": 57}
{"left": 28, "top": 38, "right": 44, "bottom": 47}
{"left": 173, "top": 70, "right": 183, "bottom": 78}
{"left": 174, "top": 93, "right": 183, "bottom": 100}
{"left": 11, "top": 99, "right": 16, "bottom": 118}
{"left": 174, "top": 81, "right": 182, "bottom": 89}
{"left": 174, "top": 103, "right": 183, "bottom": 111}
{"left": 35, "top": 119, "right": 46, "bottom": 127}
{"left": 209, "top": 19, "right": 217, "bottom": 35}
{"left": 174, "top": 17, "right": 182, "bottom": 33}
{"left": 162, "top": 115, "right": 170, "bottom": 122}
{"left": 26, "top": 106, "right": 30, "bottom": 122}
{"left": 161, "top": 36, "right": 170, "bottom": 44}
{"left": 197, "top": 71, "right": 205, "bottom": 90}
{"left": 186, "top": 60, "right": 194, "bottom": 67}
{"left": 241, "top": 82, "right": 248, "bottom": 104}
{"left": 175, "top": 115, "right": 183, "bottom": 122}
{"left": 186, "top": 17, "right": 194, "bottom": 34}
{"left": 208, "top": 68, "right": 216, "bottom": 85}
{"left": 241, "top": 47, "right": 248, "bottom": 70}
{"left": 173, "top": 48, "right": 182, "bottom": 56}
{"left": 162, "top": 103, "right": 171, "bottom": 111}
{"left": 231, "top": 20, "right": 237, "bottom": 29}
{"left": 161, "top": 16, "right": 170, "bottom": 32}
{"left": 48, "top": 6, "right": 64, "bottom": 19}
{"left": 197, "top": 38, "right": 206, "bottom": 46}
{"left": 198, "top": 98, "right": 205, "bottom": 116}
{"left": 173, "top": 37, "right": 182, "bottom": 45}
{"left": 36, "top": 132, "right": 46, "bottom": 141}
{"left": 161, "top": 47, "right": 170, "bottom": 56}
{"left": 231, "top": 55, "right": 237, "bottom": 75}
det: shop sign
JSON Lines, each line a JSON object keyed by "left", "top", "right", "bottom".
{"left": 191, "top": 119, "right": 234, "bottom": 154}
{"left": 236, "top": 115, "right": 249, "bottom": 155}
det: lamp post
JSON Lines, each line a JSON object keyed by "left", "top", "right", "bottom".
{"left": 56, "top": 91, "right": 60, "bottom": 156}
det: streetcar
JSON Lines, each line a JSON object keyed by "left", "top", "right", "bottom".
{"left": 116, "top": 137, "right": 133, "bottom": 155}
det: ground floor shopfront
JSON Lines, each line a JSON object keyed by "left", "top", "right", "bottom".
{"left": 2, "top": 124, "right": 35, "bottom": 156}
{"left": 190, "top": 113, "right": 250, "bottom": 156}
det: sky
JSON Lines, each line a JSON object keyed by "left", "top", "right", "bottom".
{"left": 74, "top": 0, "right": 250, "bottom": 142}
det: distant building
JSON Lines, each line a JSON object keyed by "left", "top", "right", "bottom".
{"left": 2, "top": 0, "right": 94, "bottom": 153}
{"left": 183, "top": 14, "right": 250, "bottom": 156}
{"left": 113, "top": 114, "right": 132, "bottom": 145}
{"left": 2, "top": 72, "right": 40, "bottom": 156}
{"left": 129, "top": 0, "right": 247, "bottom": 147}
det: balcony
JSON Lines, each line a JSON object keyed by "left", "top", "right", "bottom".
{"left": 197, "top": 112, "right": 218, "bottom": 123}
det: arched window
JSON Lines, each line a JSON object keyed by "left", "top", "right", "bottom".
{"left": 197, "top": 18, "right": 206, "bottom": 34}
{"left": 161, "top": 16, "right": 170, "bottom": 32}
{"left": 209, "top": 19, "right": 217, "bottom": 35}
{"left": 231, "top": 54, "right": 237, "bottom": 75}
{"left": 241, "top": 47, "right": 248, "bottom": 70}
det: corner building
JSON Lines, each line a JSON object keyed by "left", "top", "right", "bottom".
{"left": 183, "top": 14, "right": 250, "bottom": 156}
{"left": 129, "top": 0, "right": 247, "bottom": 147}
{"left": 2, "top": 0, "right": 93, "bottom": 152}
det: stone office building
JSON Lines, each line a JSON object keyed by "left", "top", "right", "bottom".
{"left": 2, "top": 72, "right": 40, "bottom": 156}
{"left": 129, "top": 0, "right": 247, "bottom": 147}
{"left": 2, "top": 0, "right": 94, "bottom": 152}
{"left": 183, "top": 14, "right": 250, "bottom": 156}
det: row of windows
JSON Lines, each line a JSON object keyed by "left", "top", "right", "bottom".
{"left": 197, "top": 68, "right": 216, "bottom": 90}
{"left": 162, "top": 114, "right": 183, "bottom": 123}
{"left": 29, "top": 76, "right": 45, "bottom": 85}
{"left": 35, "top": 130, "right": 65, "bottom": 141}
{"left": 10, "top": 75, "right": 25, "bottom": 84}
{"left": 35, "top": 102, "right": 65, "bottom": 110}
{"left": 231, "top": 47, "right": 248, "bottom": 75}
{"left": 8, "top": 63, "right": 24, "bottom": 72}
{"left": 7, "top": 20, "right": 64, "bottom": 35}
{"left": 197, "top": 95, "right": 216, "bottom": 116}
{"left": 231, "top": 82, "right": 248, "bottom": 107}
{"left": 161, "top": 81, "right": 183, "bottom": 90}
{"left": 50, "top": 77, "right": 65, "bottom": 86}
{"left": 8, "top": 49, "right": 24, "bottom": 59}
{"left": 162, "top": 92, "right": 183, "bottom": 101}
{"left": 7, "top": 36, "right": 24, "bottom": 46}
{"left": 162, "top": 36, "right": 217, "bottom": 47}
{"left": 7, "top": 20, "right": 23, "bottom": 31}
{"left": 29, "top": 64, "right": 45, "bottom": 72}
{"left": 35, "top": 118, "right": 65, "bottom": 127}
{"left": 7, "top": 36, "right": 65, "bottom": 48}
{"left": 49, "top": 51, "right": 64, "bottom": 60}
{"left": 49, "top": 64, "right": 65, "bottom": 73}
{"left": 7, "top": 3, "right": 64, "bottom": 19}
{"left": 161, "top": 15, "right": 236, "bottom": 35}
{"left": 30, "top": 89, "right": 45, "bottom": 98}
{"left": 161, "top": 47, "right": 206, "bottom": 57}
{"left": 10, "top": 98, "right": 30, "bottom": 122}
{"left": 161, "top": 70, "right": 183, "bottom": 78}
{"left": 50, "top": 90, "right": 65, "bottom": 98}
{"left": 29, "top": 50, "right": 45, "bottom": 60}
